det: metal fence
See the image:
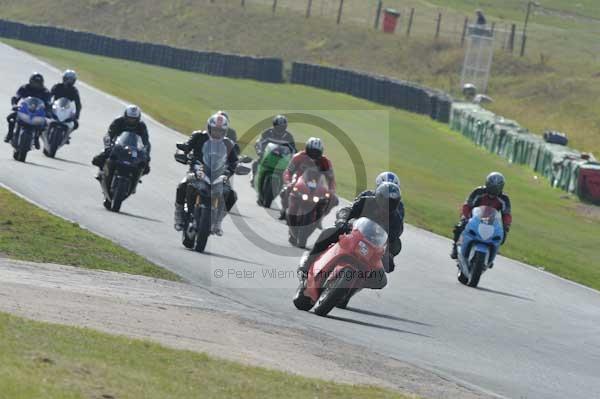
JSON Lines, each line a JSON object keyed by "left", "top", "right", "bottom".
{"left": 0, "top": 19, "right": 284, "bottom": 83}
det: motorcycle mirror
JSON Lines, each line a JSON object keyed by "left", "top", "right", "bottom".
{"left": 239, "top": 155, "right": 253, "bottom": 164}
{"left": 235, "top": 164, "right": 251, "bottom": 175}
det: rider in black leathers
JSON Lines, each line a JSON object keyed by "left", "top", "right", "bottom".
{"left": 92, "top": 105, "right": 151, "bottom": 178}
{"left": 174, "top": 113, "right": 239, "bottom": 234}
{"left": 297, "top": 181, "right": 404, "bottom": 294}
{"left": 50, "top": 70, "right": 82, "bottom": 136}
{"left": 4, "top": 73, "right": 51, "bottom": 148}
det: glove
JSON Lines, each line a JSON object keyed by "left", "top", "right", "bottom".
{"left": 334, "top": 218, "right": 349, "bottom": 231}
{"left": 501, "top": 226, "right": 510, "bottom": 245}
{"left": 143, "top": 164, "right": 150, "bottom": 175}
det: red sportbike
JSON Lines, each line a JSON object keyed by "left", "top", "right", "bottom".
{"left": 293, "top": 217, "right": 388, "bottom": 316}
{"left": 286, "top": 167, "right": 332, "bottom": 248}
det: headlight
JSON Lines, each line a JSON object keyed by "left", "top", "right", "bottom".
{"left": 301, "top": 194, "right": 309, "bottom": 201}
{"left": 312, "top": 196, "right": 319, "bottom": 203}
{"left": 325, "top": 192, "right": 330, "bottom": 198}
{"left": 293, "top": 186, "right": 298, "bottom": 192}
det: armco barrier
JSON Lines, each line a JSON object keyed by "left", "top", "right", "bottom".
{"left": 291, "top": 62, "right": 453, "bottom": 123}
{"left": 0, "top": 20, "right": 458, "bottom": 123}
{"left": 0, "top": 19, "right": 283, "bottom": 83}
{"left": 450, "top": 102, "right": 600, "bottom": 204}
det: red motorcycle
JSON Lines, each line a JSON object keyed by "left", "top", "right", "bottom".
{"left": 293, "top": 217, "right": 388, "bottom": 316}
{"left": 286, "top": 167, "right": 332, "bottom": 248}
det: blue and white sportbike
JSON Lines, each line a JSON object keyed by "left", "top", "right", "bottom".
{"left": 456, "top": 205, "right": 504, "bottom": 287}
{"left": 11, "top": 97, "right": 47, "bottom": 162}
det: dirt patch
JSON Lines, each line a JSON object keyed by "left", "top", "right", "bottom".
{"left": 0, "top": 258, "right": 492, "bottom": 399}
{"left": 574, "top": 203, "right": 600, "bottom": 222}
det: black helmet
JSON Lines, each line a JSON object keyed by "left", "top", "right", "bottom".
{"left": 62, "top": 69, "right": 77, "bottom": 86}
{"left": 272, "top": 114, "right": 288, "bottom": 134}
{"left": 485, "top": 172, "right": 505, "bottom": 196}
{"left": 375, "top": 182, "right": 401, "bottom": 212}
{"left": 29, "top": 73, "right": 44, "bottom": 89}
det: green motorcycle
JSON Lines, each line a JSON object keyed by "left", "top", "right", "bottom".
{"left": 254, "top": 142, "right": 294, "bottom": 208}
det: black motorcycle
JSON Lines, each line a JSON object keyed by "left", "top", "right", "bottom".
{"left": 175, "top": 141, "right": 250, "bottom": 253}
{"left": 99, "top": 131, "right": 149, "bottom": 212}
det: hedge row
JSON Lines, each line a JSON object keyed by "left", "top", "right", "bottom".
{"left": 450, "top": 103, "right": 600, "bottom": 204}
{"left": 0, "top": 19, "right": 284, "bottom": 83}
{"left": 291, "top": 62, "right": 453, "bottom": 123}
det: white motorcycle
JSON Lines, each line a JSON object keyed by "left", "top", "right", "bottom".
{"left": 42, "top": 97, "right": 76, "bottom": 158}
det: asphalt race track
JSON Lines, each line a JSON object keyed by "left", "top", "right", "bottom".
{"left": 1, "top": 42, "right": 599, "bottom": 399}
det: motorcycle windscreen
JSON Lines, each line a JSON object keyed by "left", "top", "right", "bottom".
{"left": 265, "top": 142, "right": 292, "bottom": 156}
{"left": 471, "top": 206, "right": 502, "bottom": 241}
{"left": 353, "top": 217, "right": 388, "bottom": 248}
{"left": 202, "top": 140, "right": 227, "bottom": 181}
{"left": 114, "top": 131, "right": 145, "bottom": 150}
{"left": 17, "top": 97, "right": 46, "bottom": 126}
{"left": 301, "top": 167, "right": 327, "bottom": 190}
{"left": 471, "top": 206, "right": 501, "bottom": 225}
{"left": 52, "top": 98, "right": 76, "bottom": 122}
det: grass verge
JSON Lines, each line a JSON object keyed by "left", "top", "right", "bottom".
{"left": 4, "top": 39, "right": 600, "bottom": 290}
{"left": 0, "top": 311, "right": 409, "bottom": 399}
{"left": 0, "top": 187, "right": 180, "bottom": 281}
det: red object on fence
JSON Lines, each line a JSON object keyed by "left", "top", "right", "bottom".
{"left": 382, "top": 8, "right": 400, "bottom": 33}
{"left": 577, "top": 164, "right": 600, "bottom": 204}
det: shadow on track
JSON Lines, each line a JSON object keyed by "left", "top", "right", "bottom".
{"left": 53, "top": 157, "right": 91, "bottom": 167}
{"left": 119, "top": 211, "right": 163, "bottom": 223}
{"left": 26, "top": 161, "right": 62, "bottom": 171}
{"left": 206, "top": 252, "right": 273, "bottom": 267}
{"left": 325, "top": 314, "right": 431, "bottom": 337}
{"left": 344, "top": 307, "right": 433, "bottom": 327}
{"left": 477, "top": 286, "right": 534, "bottom": 302}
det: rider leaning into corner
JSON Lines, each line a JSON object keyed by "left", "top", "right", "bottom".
{"left": 450, "top": 171, "right": 512, "bottom": 260}
{"left": 92, "top": 104, "right": 151, "bottom": 179}
{"left": 297, "top": 172, "right": 404, "bottom": 299}
{"left": 4, "top": 72, "right": 51, "bottom": 149}
{"left": 173, "top": 112, "right": 239, "bottom": 235}
{"left": 251, "top": 114, "right": 297, "bottom": 184}
{"left": 50, "top": 69, "right": 83, "bottom": 141}
{"left": 279, "top": 137, "right": 338, "bottom": 220}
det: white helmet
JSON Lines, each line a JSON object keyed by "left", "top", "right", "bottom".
{"left": 217, "top": 110, "right": 230, "bottom": 122}
{"left": 124, "top": 105, "right": 141, "bottom": 126}
{"left": 207, "top": 112, "right": 229, "bottom": 140}
{"left": 375, "top": 171, "right": 400, "bottom": 189}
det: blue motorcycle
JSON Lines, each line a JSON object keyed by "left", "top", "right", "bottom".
{"left": 11, "top": 97, "right": 47, "bottom": 162}
{"left": 456, "top": 206, "right": 504, "bottom": 287}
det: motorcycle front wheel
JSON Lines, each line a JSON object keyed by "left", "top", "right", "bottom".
{"left": 194, "top": 207, "right": 211, "bottom": 253}
{"left": 313, "top": 267, "right": 354, "bottom": 316}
